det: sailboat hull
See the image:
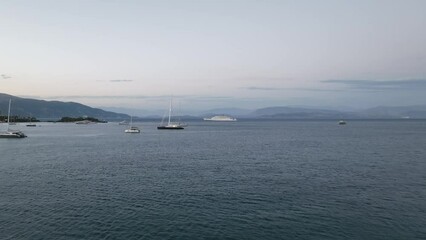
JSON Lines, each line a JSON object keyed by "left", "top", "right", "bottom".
{"left": 1, "top": 99, "right": 27, "bottom": 138}
{"left": 125, "top": 128, "right": 140, "bottom": 133}
{"left": 157, "top": 126, "right": 184, "bottom": 130}
{"left": 0, "top": 131, "right": 27, "bottom": 138}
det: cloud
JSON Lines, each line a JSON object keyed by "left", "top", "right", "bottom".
{"left": 246, "top": 87, "right": 279, "bottom": 91}
{"left": 43, "top": 94, "right": 230, "bottom": 100}
{"left": 1, "top": 74, "right": 12, "bottom": 79}
{"left": 109, "top": 79, "right": 133, "bottom": 83}
{"left": 45, "top": 95, "right": 167, "bottom": 100}
{"left": 245, "top": 86, "right": 342, "bottom": 92}
{"left": 188, "top": 96, "right": 235, "bottom": 101}
{"left": 322, "top": 79, "right": 426, "bottom": 90}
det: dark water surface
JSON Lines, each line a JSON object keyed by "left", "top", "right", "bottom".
{"left": 1, "top": 120, "right": 425, "bottom": 239}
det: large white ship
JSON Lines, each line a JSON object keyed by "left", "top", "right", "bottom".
{"left": 203, "top": 115, "right": 237, "bottom": 122}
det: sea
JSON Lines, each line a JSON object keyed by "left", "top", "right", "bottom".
{"left": 0, "top": 120, "right": 425, "bottom": 239}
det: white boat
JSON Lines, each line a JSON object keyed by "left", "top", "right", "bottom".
{"left": 157, "top": 99, "right": 185, "bottom": 130}
{"left": 125, "top": 126, "right": 140, "bottom": 133}
{"left": 0, "top": 99, "right": 27, "bottom": 138}
{"left": 75, "top": 120, "right": 95, "bottom": 124}
{"left": 0, "top": 130, "right": 27, "bottom": 138}
{"left": 125, "top": 116, "right": 140, "bottom": 133}
{"left": 118, "top": 120, "right": 129, "bottom": 125}
{"left": 26, "top": 115, "right": 37, "bottom": 127}
{"left": 203, "top": 115, "right": 237, "bottom": 122}
{"left": 338, "top": 120, "right": 347, "bottom": 125}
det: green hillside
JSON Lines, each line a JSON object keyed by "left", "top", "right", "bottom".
{"left": 0, "top": 93, "right": 129, "bottom": 120}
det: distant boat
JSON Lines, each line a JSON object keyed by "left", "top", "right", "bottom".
{"left": 125, "top": 116, "right": 140, "bottom": 133}
{"left": 26, "top": 115, "right": 37, "bottom": 127}
{"left": 338, "top": 120, "right": 347, "bottom": 125}
{"left": 0, "top": 99, "right": 27, "bottom": 138}
{"left": 125, "top": 126, "right": 140, "bottom": 133}
{"left": 203, "top": 115, "right": 237, "bottom": 122}
{"left": 157, "top": 99, "right": 185, "bottom": 130}
{"left": 118, "top": 120, "right": 129, "bottom": 125}
{"left": 75, "top": 120, "right": 95, "bottom": 124}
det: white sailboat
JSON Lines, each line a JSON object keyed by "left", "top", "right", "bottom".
{"left": 0, "top": 99, "right": 27, "bottom": 138}
{"left": 26, "top": 114, "right": 37, "bottom": 127}
{"left": 125, "top": 116, "right": 140, "bottom": 133}
{"left": 157, "top": 99, "right": 185, "bottom": 130}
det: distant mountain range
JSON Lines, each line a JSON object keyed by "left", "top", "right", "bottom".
{"left": 2, "top": 93, "right": 426, "bottom": 120}
{"left": 247, "top": 106, "right": 356, "bottom": 119}
{"left": 204, "top": 106, "right": 426, "bottom": 119}
{"left": 358, "top": 105, "right": 426, "bottom": 119}
{"left": 0, "top": 93, "right": 129, "bottom": 120}
{"left": 195, "top": 106, "right": 426, "bottom": 119}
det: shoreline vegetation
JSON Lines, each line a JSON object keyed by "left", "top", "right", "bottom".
{"left": 57, "top": 117, "right": 107, "bottom": 123}
{"left": 0, "top": 115, "right": 108, "bottom": 123}
{"left": 0, "top": 116, "right": 40, "bottom": 123}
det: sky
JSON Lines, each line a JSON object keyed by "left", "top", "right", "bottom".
{"left": 1, "top": 0, "right": 426, "bottom": 112}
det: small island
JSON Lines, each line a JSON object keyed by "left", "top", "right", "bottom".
{"left": 57, "top": 116, "right": 107, "bottom": 123}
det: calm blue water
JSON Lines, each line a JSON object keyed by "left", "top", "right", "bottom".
{"left": 1, "top": 120, "right": 425, "bottom": 239}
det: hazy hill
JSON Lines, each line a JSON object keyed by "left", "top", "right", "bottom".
{"left": 101, "top": 106, "right": 164, "bottom": 118}
{"left": 0, "top": 93, "right": 129, "bottom": 120}
{"left": 166, "top": 105, "right": 426, "bottom": 119}
{"left": 3, "top": 93, "right": 426, "bottom": 120}
{"left": 248, "top": 106, "right": 356, "bottom": 119}
{"left": 202, "top": 106, "right": 426, "bottom": 119}
{"left": 200, "top": 108, "right": 252, "bottom": 117}
{"left": 360, "top": 105, "right": 426, "bottom": 118}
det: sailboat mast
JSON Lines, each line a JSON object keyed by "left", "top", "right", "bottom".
{"left": 168, "top": 99, "right": 172, "bottom": 125}
{"left": 7, "top": 99, "right": 11, "bottom": 130}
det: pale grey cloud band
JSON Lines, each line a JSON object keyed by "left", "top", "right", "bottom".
{"left": 322, "top": 79, "right": 426, "bottom": 90}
